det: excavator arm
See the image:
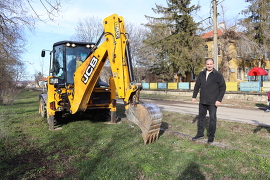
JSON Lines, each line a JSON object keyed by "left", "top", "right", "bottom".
{"left": 69, "top": 14, "right": 162, "bottom": 144}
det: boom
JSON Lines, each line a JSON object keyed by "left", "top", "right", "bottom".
{"left": 71, "top": 15, "right": 137, "bottom": 113}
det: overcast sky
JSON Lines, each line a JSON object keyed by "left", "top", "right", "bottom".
{"left": 22, "top": 0, "right": 248, "bottom": 80}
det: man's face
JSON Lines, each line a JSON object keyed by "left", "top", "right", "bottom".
{"left": 206, "top": 59, "right": 214, "bottom": 71}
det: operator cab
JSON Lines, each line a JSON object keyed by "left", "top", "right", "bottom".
{"left": 41, "top": 41, "right": 95, "bottom": 85}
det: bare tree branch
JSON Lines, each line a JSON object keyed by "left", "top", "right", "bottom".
{"left": 0, "top": 0, "right": 66, "bottom": 98}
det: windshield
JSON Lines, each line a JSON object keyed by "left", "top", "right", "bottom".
{"left": 51, "top": 43, "right": 92, "bottom": 84}
{"left": 66, "top": 45, "right": 92, "bottom": 84}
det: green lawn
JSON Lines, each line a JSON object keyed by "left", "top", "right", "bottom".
{"left": 0, "top": 89, "right": 270, "bottom": 179}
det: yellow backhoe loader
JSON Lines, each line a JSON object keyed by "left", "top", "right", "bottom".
{"left": 39, "top": 14, "right": 162, "bottom": 144}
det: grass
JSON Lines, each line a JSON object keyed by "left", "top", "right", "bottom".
{"left": 0, "top": 89, "right": 270, "bottom": 179}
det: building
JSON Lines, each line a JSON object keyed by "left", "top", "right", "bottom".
{"left": 202, "top": 28, "right": 270, "bottom": 82}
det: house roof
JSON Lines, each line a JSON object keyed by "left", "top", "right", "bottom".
{"left": 39, "top": 77, "right": 48, "bottom": 81}
{"left": 202, "top": 29, "right": 223, "bottom": 39}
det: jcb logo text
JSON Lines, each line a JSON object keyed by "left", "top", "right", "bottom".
{"left": 82, "top": 56, "right": 98, "bottom": 84}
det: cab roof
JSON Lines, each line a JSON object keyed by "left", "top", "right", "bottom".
{"left": 53, "top": 40, "right": 95, "bottom": 47}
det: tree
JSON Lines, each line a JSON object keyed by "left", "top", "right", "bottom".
{"left": 34, "top": 71, "right": 44, "bottom": 88}
{"left": 0, "top": 0, "right": 30, "bottom": 92}
{"left": 71, "top": 16, "right": 104, "bottom": 42}
{"left": 218, "top": 29, "right": 241, "bottom": 81}
{"left": 142, "top": 0, "right": 205, "bottom": 82}
{"left": 71, "top": 17, "right": 149, "bottom": 82}
{"left": 125, "top": 22, "right": 149, "bottom": 82}
{"left": 240, "top": 0, "right": 270, "bottom": 67}
{"left": 236, "top": 33, "right": 266, "bottom": 63}
{"left": 215, "top": 6, "right": 242, "bottom": 82}
{"left": 0, "top": 0, "right": 65, "bottom": 103}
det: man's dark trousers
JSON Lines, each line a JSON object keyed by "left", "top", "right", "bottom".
{"left": 197, "top": 103, "right": 217, "bottom": 138}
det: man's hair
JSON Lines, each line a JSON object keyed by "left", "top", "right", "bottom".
{"left": 206, "top": 58, "right": 214, "bottom": 63}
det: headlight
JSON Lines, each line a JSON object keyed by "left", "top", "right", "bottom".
{"left": 49, "top": 77, "right": 59, "bottom": 84}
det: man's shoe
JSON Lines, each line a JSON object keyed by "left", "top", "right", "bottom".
{"left": 192, "top": 136, "right": 204, "bottom": 141}
{"left": 265, "top": 109, "right": 270, "bottom": 112}
{"left": 207, "top": 137, "right": 214, "bottom": 144}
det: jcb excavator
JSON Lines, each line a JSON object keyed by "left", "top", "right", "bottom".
{"left": 39, "top": 14, "right": 162, "bottom": 144}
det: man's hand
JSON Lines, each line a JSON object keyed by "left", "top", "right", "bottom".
{"left": 215, "top": 101, "right": 221, "bottom": 107}
{"left": 192, "top": 98, "right": 196, "bottom": 103}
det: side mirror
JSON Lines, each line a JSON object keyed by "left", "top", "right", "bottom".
{"left": 41, "top": 50, "right": 46, "bottom": 57}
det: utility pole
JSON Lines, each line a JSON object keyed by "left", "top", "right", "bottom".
{"left": 213, "top": 0, "right": 218, "bottom": 71}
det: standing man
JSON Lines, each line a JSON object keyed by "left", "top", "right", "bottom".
{"left": 192, "top": 58, "right": 226, "bottom": 144}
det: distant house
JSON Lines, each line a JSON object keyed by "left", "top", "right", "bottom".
{"left": 38, "top": 77, "right": 48, "bottom": 88}
{"left": 16, "top": 81, "right": 28, "bottom": 87}
{"left": 27, "top": 81, "right": 38, "bottom": 88}
{"left": 202, "top": 28, "right": 270, "bottom": 82}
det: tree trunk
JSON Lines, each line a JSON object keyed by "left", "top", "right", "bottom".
{"left": 220, "top": 56, "right": 231, "bottom": 82}
{"left": 220, "top": 39, "right": 232, "bottom": 82}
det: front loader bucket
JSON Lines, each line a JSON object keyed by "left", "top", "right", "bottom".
{"left": 126, "top": 102, "right": 162, "bottom": 144}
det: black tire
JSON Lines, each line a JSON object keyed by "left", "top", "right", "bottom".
{"left": 39, "top": 98, "right": 46, "bottom": 118}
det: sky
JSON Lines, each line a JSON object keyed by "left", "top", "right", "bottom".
{"left": 22, "top": 0, "right": 249, "bottom": 80}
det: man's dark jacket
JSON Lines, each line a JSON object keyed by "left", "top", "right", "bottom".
{"left": 192, "top": 68, "right": 226, "bottom": 105}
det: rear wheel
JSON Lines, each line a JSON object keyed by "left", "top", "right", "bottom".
{"left": 39, "top": 98, "right": 46, "bottom": 118}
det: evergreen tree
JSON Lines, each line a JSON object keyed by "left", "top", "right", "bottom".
{"left": 241, "top": 0, "right": 270, "bottom": 67}
{"left": 143, "top": 0, "right": 205, "bottom": 81}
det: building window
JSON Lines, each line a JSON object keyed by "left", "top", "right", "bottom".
{"left": 237, "top": 67, "right": 242, "bottom": 80}
{"left": 244, "top": 67, "right": 250, "bottom": 80}
{"left": 266, "top": 69, "right": 270, "bottom": 81}
{"left": 238, "top": 67, "right": 256, "bottom": 81}
{"left": 265, "top": 52, "right": 269, "bottom": 60}
{"left": 204, "top": 45, "right": 208, "bottom": 58}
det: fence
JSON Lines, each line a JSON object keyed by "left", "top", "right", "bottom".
{"left": 141, "top": 81, "right": 270, "bottom": 92}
